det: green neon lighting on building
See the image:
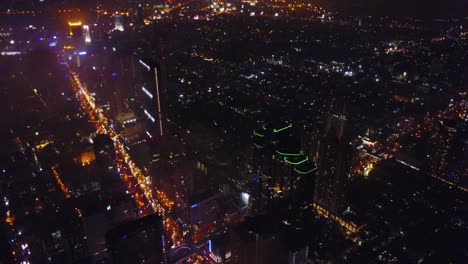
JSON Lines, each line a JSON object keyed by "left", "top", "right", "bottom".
{"left": 276, "top": 150, "right": 302, "bottom": 156}
{"left": 254, "top": 143, "right": 264, "bottom": 149}
{"left": 273, "top": 123, "right": 292, "bottom": 133}
{"left": 284, "top": 156, "right": 308, "bottom": 165}
{"left": 294, "top": 166, "right": 317, "bottom": 175}
{"left": 253, "top": 130, "right": 265, "bottom": 137}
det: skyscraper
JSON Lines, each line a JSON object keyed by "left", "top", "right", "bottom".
{"left": 431, "top": 119, "right": 458, "bottom": 181}
{"left": 83, "top": 24, "right": 91, "bottom": 43}
{"left": 252, "top": 121, "right": 316, "bottom": 212}
{"left": 68, "top": 21, "right": 83, "bottom": 40}
{"left": 105, "top": 214, "right": 167, "bottom": 264}
{"left": 93, "top": 133, "right": 115, "bottom": 167}
{"left": 136, "top": 58, "right": 165, "bottom": 139}
{"left": 314, "top": 103, "right": 351, "bottom": 214}
{"left": 114, "top": 15, "right": 125, "bottom": 32}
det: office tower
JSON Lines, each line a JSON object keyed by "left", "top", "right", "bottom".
{"left": 111, "top": 84, "right": 124, "bottom": 119}
{"left": 188, "top": 193, "right": 221, "bottom": 227}
{"left": 252, "top": 121, "right": 316, "bottom": 212}
{"left": 288, "top": 245, "right": 310, "bottom": 264}
{"left": 229, "top": 216, "right": 287, "bottom": 264}
{"left": 136, "top": 58, "right": 165, "bottom": 139}
{"left": 93, "top": 134, "right": 115, "bottom": 167}
{"left": 82, "top": 197, "right": 136, "bottom": 263}
{"left": 133, "top": 4, "right": 145, "bottom": 28}
{"left": 36, "top": 207, "right": 89, "bottom": 263}
{"left": 83, "top": 24, "right": 91, "bottom": 43}
{"left": 68, "top": 21, "right": 83, "bottom": 39}
{"left": 114, "top": 15, "right": 124, "bottom": 32}
{"left": 314, "top": 103, "right": 351, "bottom": 215}
{"left": 206, "top": 234, "right": 231, "bottom": 263}
{"left": 106, "top": 214, "right": 167, "bottom": 264}
{"left": 92, "top": 133, "right": 126, "bottom": 195}
{"left": 453, "top": 125, "right": 468, "bottom": 187}
{"left": 431, "top": 119, "right": 458, "bottom": 181}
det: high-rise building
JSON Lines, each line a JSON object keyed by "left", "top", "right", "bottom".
{"left": 83, "top": 24, "right": 91, "bottom": 43}
{"left": 81, "top": 197, "right": 136, "bottom": 263}
{"left": 229, "top": 216, "right": 287, "bottom": 264}
{"left": 188, "top": 193, "right": 221, "bottom": 227}
{"left": 227, "top": 214, "right": 313, "bottom": 264}
{"left": 67, "top": 21, "right": 88, "bottom": 48}
{"left": 93, "top": 134, "right": 115, "bottom": 167}
{"left": 114, "top": 15, "right": 125, "bottom": 32}
{"left": 288, "top": 245, "right": 311, "bottom": 264}
{"left": 68, "top": 21, "right": 83, "bottom": 39}
{"left": 314, "top": 104, "right": 351, "bottom": 215}
{"left": 105, "top": 214, "right": 167, "bottom": 264}
{"left": 132, "top": 4, "right": 146, "bottom": 28}
{"left": 252, "top": 121, "right": 316, "bottom": 212}
{"left": 431, "top": 119, "right": 458, "bottom": 181}
{"left": 136, "top": 58, "right": 165, "bottom": 139}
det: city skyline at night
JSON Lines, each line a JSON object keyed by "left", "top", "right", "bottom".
{"left": 0, "top": 0, "right": 467, "bottom": 263}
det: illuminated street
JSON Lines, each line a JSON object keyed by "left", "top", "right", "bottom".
{"left": 66, "top": 64, "right": 185, "bottom": 244}
{"left": 1, "top": 0, "right": 467, "bottom": 263}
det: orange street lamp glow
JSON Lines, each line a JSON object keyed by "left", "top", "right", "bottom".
{"left": 68, "top": 21, "right": 82, "bottom": 26}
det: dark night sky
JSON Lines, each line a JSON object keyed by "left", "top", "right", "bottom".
{"left": 0, "top": 0, "right": 467, "bottom": 18}
{"left": 317, "top": 0, "right": 468, "bottom": 18}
